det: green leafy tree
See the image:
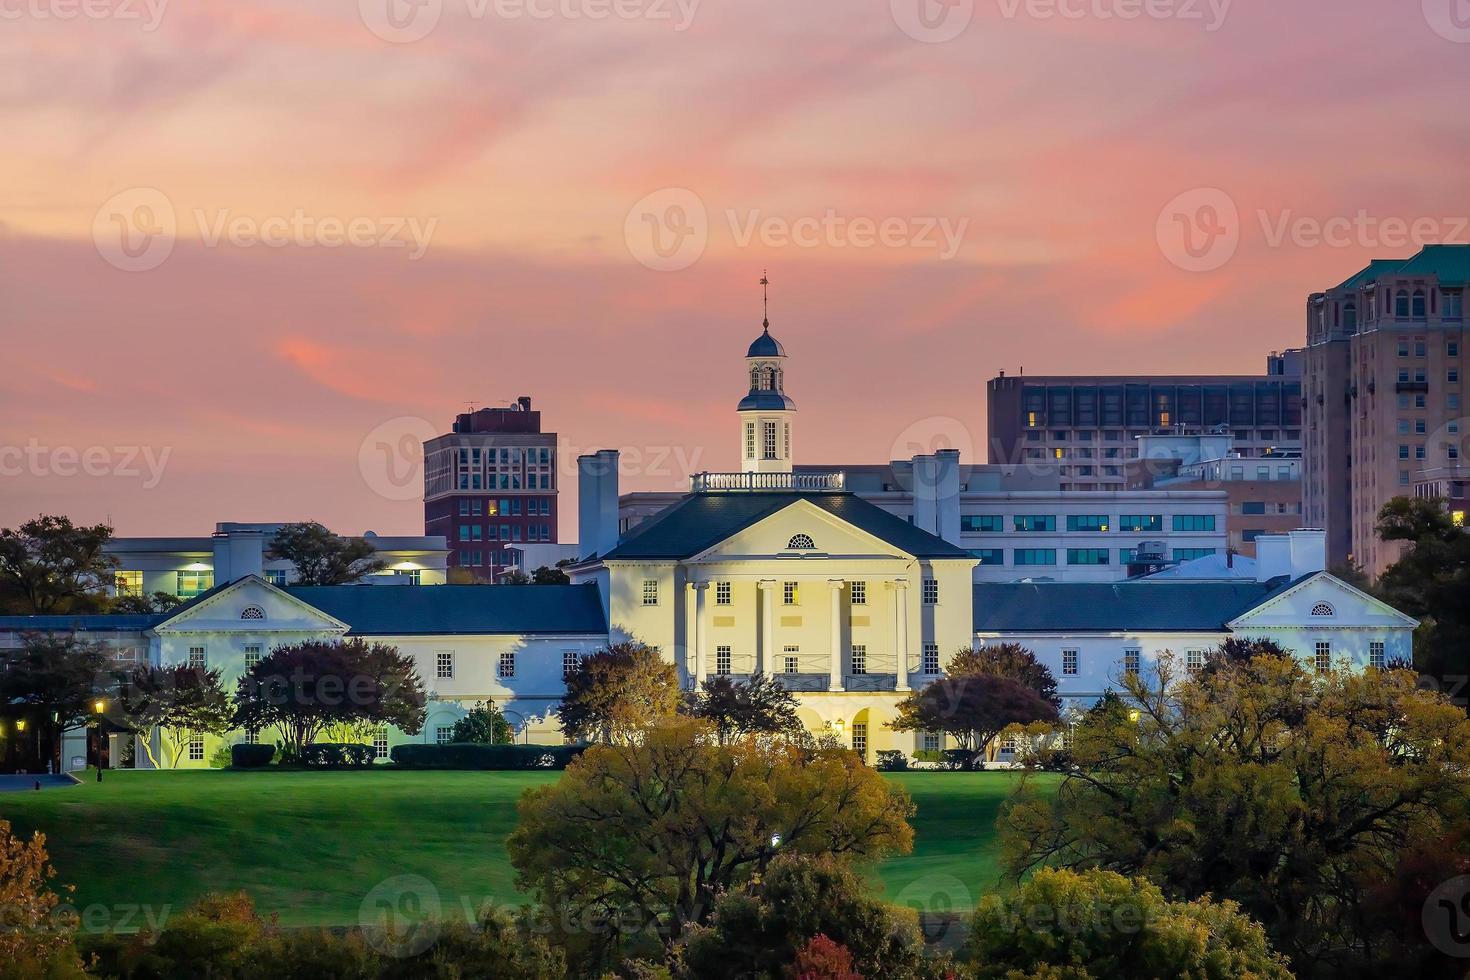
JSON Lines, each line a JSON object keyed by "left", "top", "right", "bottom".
{"left": 450, "top": 700, "right": 514, "bottom": 744}
{"left": 530, "top": 565, "right": 571, "bottom": 585}
{"left": 508, "top": 718, "right": 914, "bottom": 967}
{"left": 1374, "top": 495, "right": 1470, "bottom": 705}
{"left": 890, "top": 674, "right": 1057, "bottom": 766}
{"left": 109, "top": 591, "right": 182, "bottom": 614}
{"left": 685, "top": 673, "right": 802, "bottom": 745}
{"left": 558, "top": 641, "right": 680, "bottom": 744}
{"left": 948, "top": 641, "right": 1061, "bottom": 709}
{"left": 682, "top": 854, "right": 941, "bottom": 980}
{"left": 116, "top": 664, "right": 234, "bottom": 768}
{"left": 0, "top": 633, "right": 110, "bottom": 772}
{"left": 0, "top": 515, "right": 116, "bottom": 614}
{"left": 266, "top": 522, "right": 386, "bottom": 585}
{"left": 966, "top": 868, "right": 1291, "bottom": 979}
{"left": 998, "top": 651, "right": 1470, "bottom": 976}
{"left": 232, "top": 638, "right": 426, "bottom": 756}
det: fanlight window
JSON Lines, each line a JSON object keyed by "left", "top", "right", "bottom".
{"left": 786, "top": 534, "right": 816, "bottom": 551}
{"left": 1309, "top": 602, "right": 1335, "bottom": 617}
{"left": 240, "top": 605, "right": 266, "bottom": 620}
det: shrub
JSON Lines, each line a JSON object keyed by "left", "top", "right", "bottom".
{"left": 875, "top": 750, "right": 909, "bottom": 771}
{"left": 390, "top": 742, "right": 584, "bottom": 770}
{"left": 301, "top": 742, "right": 377, "bottom": 769}
{"left": 229, "top": 743, "right": 276, "bottom": 768}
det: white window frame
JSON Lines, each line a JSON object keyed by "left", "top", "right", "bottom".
{"left": 1369, "top": 641, "right": 1386, "bottom": 669}
{"left": 782, "top": 645, "right": 800, "bottom": 674}
{"left": 715, "top": 581, "right": 731, "bottom": 605}
{"left": 851, "top": 644, "right": 867, "bottom": 675}
{"left": 372, "top": 729, "right": 389, "bottom": 760}
{"left": 1186, "top": 649, "right": 1205, "bottom": 674}
{"left": 922, "top": 578, "right": 939, "bottom": 605}
{"left": 642, "top": 579, "right": 659, "bottom": 606}
{"left": 436, "top": 651, "right": 455, "bottom": 680}
{"left": 1061, "top": 649, "right": 1078, "bottom": 676}
{"left": 187, "top": 646, "right": 207, "bottom": 669}
{"left": 1123, "top": 648, "right": 1140, "bottom": 677}
{"left": 1314, "top": 641, "right": 1331, "bottom": 675}
{"left": 783, "top": 581, "right": 798, "bottom": 606}
{"left": 188, "top": 734, "right": 205, "bottom": 761}
{"left": 849, "top": 581, "right": 866, "bottom": 605}
{"left": 922, "top": 643, "right": 940, "bottom": 675}
{"left": 244, "top": 644, "right": 262, "bottom": 668}
{"left": 562, "top": 650, "right": 580, "bottom": 679}
{"left": 436, "top": 726, "right": 454, "bottom": 745}
{"left": 715, "top": 645, "right": 732, "bottom": 675}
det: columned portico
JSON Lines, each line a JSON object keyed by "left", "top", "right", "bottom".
{"left": 828, "top": 579, "right": 845, "bottom": 691}
{"left": 892, "top": 578, "right": 911, "bottom": 691}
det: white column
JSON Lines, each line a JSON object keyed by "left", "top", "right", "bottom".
{"left": 894, "top": 579, "right": 911, "bottom": 691}
{"left": 829, "top": 579, "right": 845, "bottom": 692}
{"left": 757, "top": 580, "right": 776, "bottom": 676}
{"left": 693, "top": 581, "right": 709, "bottom": 687}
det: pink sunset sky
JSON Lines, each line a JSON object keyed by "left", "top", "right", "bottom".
{"left": 2, "top": 0, "right": 1468, "bottom": 537}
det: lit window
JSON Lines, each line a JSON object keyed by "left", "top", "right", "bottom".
{"left": 437, "top": 651, "right": 455, "bottom": 679}
{"left": 177, "top": 570, "right": 213, "bottom": 599}
{"left": 115, "top": 571, "right": 143, "bottom": 597}
{"left": 783, "top": 581, "right": 799, "bottom": 605}
{"left": 498, "top": 651, "right": 515, "bottom": 678}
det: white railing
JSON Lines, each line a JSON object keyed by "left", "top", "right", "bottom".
{"left": 690, "top": 471, "right": 846, "bottom": 493}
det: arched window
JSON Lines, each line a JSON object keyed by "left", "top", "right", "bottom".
{"left": 750, "top": 367, "right": 761, "bottom": 390}
{"left": 1395, "top": 290, "right": 1410, "bottom": 318}
{"left": 1309, "top": 602, "right": 1335, "bottom": 617}
{"left": 786, "top": 534, "right": 815, "bottom": 550}
{"left": 1412, "top": 289, "right": 1427, "bottom": 319}
{"left": 240, "top": 605, "right": 266, "bottom": 620}
{"left": 764, "top": 367, "right": 778, "bottom": 390}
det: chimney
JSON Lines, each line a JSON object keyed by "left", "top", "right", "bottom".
{"left": 1254, "top": 534, "right": 1290, "bottom": 582}
{"left": 517, "top": 396, "right": 532, "bottom": 412}
{"left": 1286, "top": 528, "right": 1327, "bottom": 579}
{"left": 211, "top": 528, "right": 265, "bottom": 584}
{"left": 578, "top": 450, "right": 620, "bottom": 560}
{"left": 908, "top": 450, "right": 964, "bottom": 546}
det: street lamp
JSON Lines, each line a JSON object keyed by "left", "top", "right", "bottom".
{"left": 1127, "top": 709, "right": 1141, "bottom": 723}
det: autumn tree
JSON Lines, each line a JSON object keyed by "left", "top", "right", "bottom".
{"left": 998, "top": 651, "right": 1470, "bottom": 976}
{"left": 232, "top": 638, "right": 426, "bottom": 756}
{"left": 966, "top": 868, "right": 1291, "bottom": 979}
{"left": 115, "top": 664, "right": 234, "bottom": 768}
{"left": 0, "top": 820, "right": 81, "bottom": 975}
{"left": 685, "top": 673, "right": 803, "bottom": 745}
{"left": 266, "top": 522, "right": 386, "bottom": 585}
{"left": 947, "top": 642, "right": 1061, "bottom": 709}
{"left": 558, "top": 641, "right": 679, "bottom": 744}
{"left": 508, "top": 718, "right": 913, "bottom": 967}
{"left": 890, "top": 674, "right": 1057, "bottom": 767}
{"left": 0, "top": 515, "right": 116, "bottom": 614}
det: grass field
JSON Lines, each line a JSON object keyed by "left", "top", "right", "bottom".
{"left": 0, "top": 769, "right": 1055, "bottom": 927}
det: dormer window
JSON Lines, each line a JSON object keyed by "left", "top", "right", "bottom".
{"left": 1310, "top": 602, "right": 1335, "bottom": 617}
{"left": 240, "top": 605, "right": 266, "bottom": 620}
{"left": 786, "top": 534, "right": 815, "bottom": 550}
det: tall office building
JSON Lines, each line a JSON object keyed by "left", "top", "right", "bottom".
{"left": 986, "top": 356, "right": 1303, "bottom": 492}
{"left": 423, "top": 397, "right": 558, "bottom": 579}
{"left": 1304, "top": 245, "right": 1468, "bottom": 575}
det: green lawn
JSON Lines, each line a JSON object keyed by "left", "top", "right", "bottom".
{"left": 0, "top": 769, "right": 1054, "bottom": 927}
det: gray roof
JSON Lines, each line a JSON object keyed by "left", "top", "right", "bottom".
{"left": 0, "top": 614, "right": 164, "bottom": 633}
{"left": 746, "top": 329, "right": 786, "bottom": 358}
{"left": 284, "top": 584, "right": 607, "bottom": 636}
{"left": 601, "top": 491, "right": 973, "bottom": 561}
{"left": 972, "top": 576, "right": 1305, "bottom": 633}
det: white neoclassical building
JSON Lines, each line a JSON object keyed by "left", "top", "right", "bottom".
{"left": 0, "top": 313, "right": 1418, "bottom": 771}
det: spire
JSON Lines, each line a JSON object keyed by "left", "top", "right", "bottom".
{"left": 760, "top": 270, "right": 770, "bottom": 332}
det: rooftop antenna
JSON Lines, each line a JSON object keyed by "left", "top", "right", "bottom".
{"left": 760, "top": 270, "right": 770, "bottom": 332}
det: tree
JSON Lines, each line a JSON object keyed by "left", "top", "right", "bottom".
{"left": 685, "top": 673, "right": 802, "bottom": 745}
{"left": 890, "top": 674, "right": 1057, "bottom": 766}
{"left": 558, "top": 641, "right": 680, "bottom": 744}
{"left": 965, "top": 868, "right": 1291, "bottom": 979}
{"left": 998, "top": 652, "right": 1470, "bottom": 976}
{"left": 0, "top": 633, "right": 110, "bottom": 772}
{"left": 0, "top": 820, "right": 81, "bottom": 974}
{"left": 0, "top": 515, "right": 116, "bottom": 614}
{"left": 115, "top": 665, "right": 233, "bottom": 768}
{"left": 682, "top": 854, "right": 939, "bottom": 980}
{"left": 508, "top": 718, "right": 914, "bottom": 966}
{"left": 1200, "top": 636, "right": 1291, "bottom": 680}
{"left": 1374, "top": 495, "right": 1470, "bottom": 706}
{"left": 530, "top": 565, "right": 571, "bottom": 585}
{"left": 109, "top": 591, "right": 182, "bottom": 615}
{"left": 266, "top": 522, "right": 385, "bottom": 585}
{"left": 232, "top": 639, "right": 426, "bottom": 756}
{"left": 449, "top": 700, "right": 514, "bottom": 744}
{"left": 947, "top": 642, "right": 1061, "bottom": 709}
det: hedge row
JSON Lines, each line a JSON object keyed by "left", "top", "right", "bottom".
{"left": 230, "top": 743, "right": 276, "bottom": 768}
{"left": 390, "top": 742, "right": 585, "bottom": 770}
{"left": 301, "top": 742, "right": 377, "bottom": 769}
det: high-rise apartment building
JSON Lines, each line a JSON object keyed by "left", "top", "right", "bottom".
{"left": 986, "top": 356, "right": 1303, "bottom": 492}
{"left": 1304, "top": 245, "right": 1468, "bottom": 575}
{"left": 423, "top": 397, "right": 558, "bottom": 579}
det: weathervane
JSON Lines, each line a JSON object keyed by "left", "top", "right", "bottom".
{"left": 760, "top": 270, "right": 770, "bottom": 331}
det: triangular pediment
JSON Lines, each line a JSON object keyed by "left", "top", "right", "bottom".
{"left": 691, "top": 498, "right": 913, "bottom": 562}
{"left": 1228, "top": 572, "right": 1418, "bottom": 630}
{"left": 154, "top": 576, "right": 350, "bottom": 635}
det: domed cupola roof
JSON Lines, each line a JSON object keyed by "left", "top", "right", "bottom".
{"left": 746, "top": 323, "right": 786, "bottom": 358}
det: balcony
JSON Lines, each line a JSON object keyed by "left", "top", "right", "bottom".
{"left": 771, "top": 673, "right": 832, "bottom": 692}
{"left": 844, "top": 674, "right": 899, "bottom": 692}
{"left": 691, "top": 471, "right": 847, "bottom": 493}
